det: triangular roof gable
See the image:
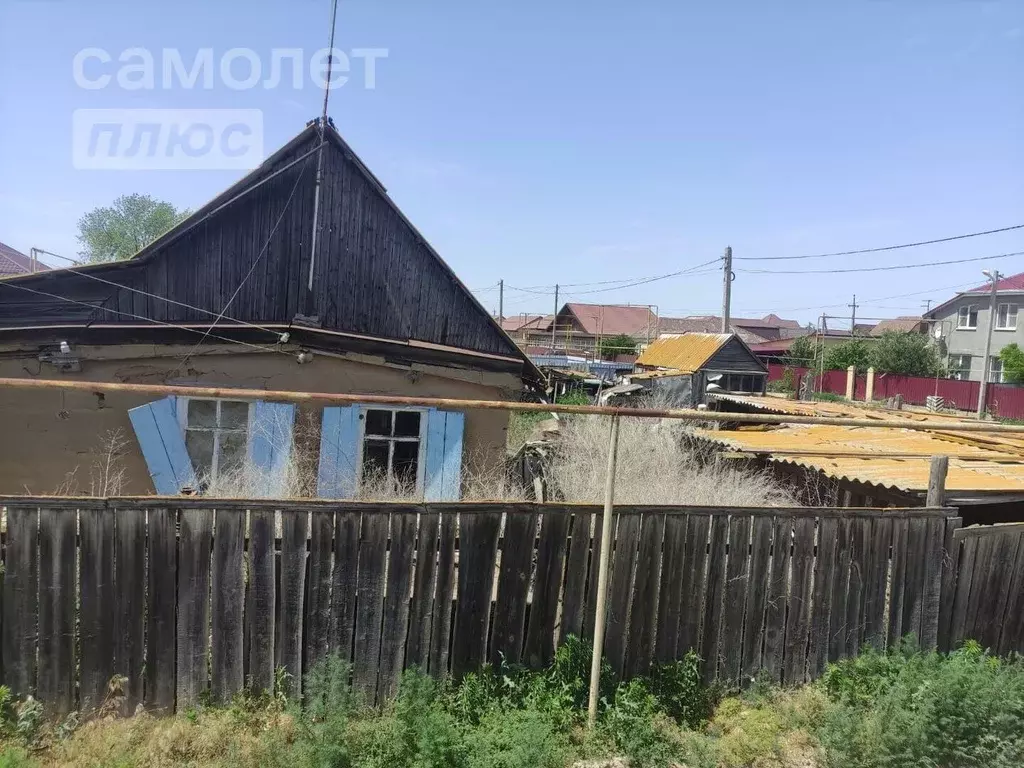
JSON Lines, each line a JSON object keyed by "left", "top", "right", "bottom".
{"left": 0, "top": 123, "right": 532, "bottom": 373}
{"left": 704, "top": 334, "right": 769, "bottom": 374}
{"left": 926, "top": 271, "right": 1024, "bottom": 319}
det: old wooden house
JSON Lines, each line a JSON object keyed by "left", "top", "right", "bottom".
{"left": 0, "top": 120, "right": 540, "bottom": 498}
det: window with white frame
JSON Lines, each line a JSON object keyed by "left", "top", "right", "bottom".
{"left": 990, "top": 358, "right": 1005, "bottom": 383}
{"left": 949, "top": 354, "right": 972, "bottom": 380}
{"left": 359, "top": 408, "right": 426, "bottom": 494}
{"left": 996, "top": 303, "right": 1018, "bottom": 330}
{"left": 957, "top": 305, "right": 978, "bottom": 329}
{"left": 180, "top": 398, "right": 251, "bottom": 485}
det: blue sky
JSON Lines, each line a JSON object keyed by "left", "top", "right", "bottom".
{"left": 1, "top": 0, "right": 1021, "bottom": 326}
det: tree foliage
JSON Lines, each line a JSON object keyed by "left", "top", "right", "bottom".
{"left": 783, "top": 335, "right": 820, "bottom": 368}
{"left": 597, "top": 334, "right": 637, "bottom": 360}
{"left": 869, "top": 331, "right": 944, "bottom": 376}
{"left": 76, "top": 193, "right": 190, "bottom": 263}
{"left": 1000, "top": 343, "right": 1024, "bottom": 384}
{"left": 823, "top": 340, "right": 871, "bottom": 371}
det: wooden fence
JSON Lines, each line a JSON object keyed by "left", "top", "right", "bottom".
{"left": 940, "top": 522, "right": 1024, "bottom": 654}
{"left": 0, "top": 499, "right": 956, "bottom": 716}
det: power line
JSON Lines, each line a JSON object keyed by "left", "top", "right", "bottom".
{"left": 734, "top": 223, "right": 1024, "bottom": 261}
{"left": 737, "top": 251, "right": 1024, "bottom": 275}
{"left": 506, "top": 257, "right": 722, "bottom": 298}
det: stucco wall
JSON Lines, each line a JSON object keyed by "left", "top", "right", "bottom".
{"left": 931, "top": 294, "right": 1024, "bottom": 380}
{"left": 0, "top": 344, "right": 521, "bottom": 496}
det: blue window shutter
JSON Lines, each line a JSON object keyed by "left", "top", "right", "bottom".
{"left": 249, "top": 401, "right": 296, "bottom": 497}
{"left": 128, "top": 396, "right": 196, "bottom": 495}
{"left": 317, "top": 406, "right": 360, "bottom": 498}
{"left": 424, "top": 409, "right": 465, "bottom": 501}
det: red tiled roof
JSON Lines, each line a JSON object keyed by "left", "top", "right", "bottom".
{"left": 500, "top": 314, "right": 550, "bottom": 332}
{"left": 0, "top": 242, "right": 50, "bottom": 276}
{"left": 657, "top": 313, "right": 802, "bottom": 338}
{"left": 563, "top": 303, "right": 658, "bottom": 337}
{"left": 965, "top": 271, "right": 1024, "bottom": 293}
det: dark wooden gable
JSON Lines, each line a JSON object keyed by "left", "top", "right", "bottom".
{"left": 0, "top": 124, "right": 523, "bottom": 362}
{"left": 704, "top": 336, "right": 768, "bottom": 374}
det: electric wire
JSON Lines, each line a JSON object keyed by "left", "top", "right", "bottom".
{"left": 737, "top": 251, "right": 1024, "bottom": 275}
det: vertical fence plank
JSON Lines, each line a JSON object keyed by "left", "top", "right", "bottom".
{"left": 998, "top": 531, "right": 1024, "bottom": 654}
{"left": 3, "top": 506, "right": 38, "bottom": 699}
{"left": 490, "top": 509, "right": 537, "bottom": 665}
{"left": 560, "top": 510, "right": 593, "bottom": 644}
{"left": 887, "top": 517, "right": 910, "bottom": 648}
{"left": 937, "top": 518, "right": 963, "bottom": 652}
{"left": 720, "top": 514, "right": 751, "bottom": 688}
{"left": 330, "top": 509, "right": 360, "bottom": 662}
{"left": 701, "top": 514, "right": 730, "bottom": 683}
{"left": 975, "top": 532, "right": 1015, "bottom": 650}
{"left": 827, "top": 518, "right": 852, "bottom": 662}
{"left": 947, "top": 533, "right": 978, "bottom": 650}
{"left": 304, "top": 510, "right": 334, "bottom": 675}
{"left": 378, "top": 510, "right": 416, "bottom": 701}
{"left": 900, "top": 517, "right": 928, "bottom": 642}
{"left": 583, "top": 511, "right": 606, "bottom": 641}
{"left": 406, "top": 511, "right": 439, "bottom": 668}
{"left": 246, "top": 509, "right": 276, "bottom": 692}
{"left": 352, "top": 510, "right": 389, "bottom": 702}
{"left": 862, "top": 516, "right": 893, "bottom": 650}
{"left": 79, "top": 506, "right": 115, "bottom": 712}
{"left": 655, "top": 514, "right": 688, "bottom": 665}
{"left": 844, "top": 516, "right": 869, "bottom": 657}
{"left": 625, "top": 511, "right": 666, "bottom": 678}
{"left": 428, "top": 511, "right": 457, "bottom": 675}
{"left": 919, "top": 517, "right": 947, "bottom": 650}
{"left": 677, "top": 514, "right": 710, "bottom": 657}
{"left": 115, "top": 508, "right": 146, "bottom": 714}
{"left": 741, "top": 515, "right": 774, "bottom": 681}
{"left": 277, "top": 510, "right": 308, "bottom": 697}
{"left": 452, "top": 510, "right": 501, "bottom": 678}
{"left": 146, "top": 507, "right": 177, "bottom": 712}
{"left": 763, "top": 516, "right": 790, "bottom": 682}
{"left": 211, "top": 507, "right": 244, "bottom": 704}
{"left": 37, "top": 507, "right": 76, "bottom": 715}
{"left": 177, "top": 507, "right": 213, "bottom": 708}
{"left": 783, "top": 516, "right": 815, "bottom": 685}
{"left": 605, "top": 512, "right": 641, "bottom": 677}
{"left": 524, "top": 508, "right": 570, "bottom": 668}
{"left": 808, "top": 517, "right": 838, "bottom": 680}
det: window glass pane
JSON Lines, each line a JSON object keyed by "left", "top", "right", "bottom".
{"left": 969, "top": 309, "right": 978, "bottom": 326}
{"left": 221, "top": 401, "right": 249, "bottom": 429}
{"left": 393, "top": 440, "right": 419, "bottom": 489}
{"left": 365, "top": 409, "right": 392, "bottom": 436}
{"left": 219, "top": 432, "right": 248, "bottom": 477}
{"left": 185, "top": 430, "right": 214, "bottom": 479}
{"left": 362, "top": 439, "right": 390, "bottom": 481}
{"left": 188, "top": 399, "right": 217, "bottom": 428}
{"left": 394, "top": 411, "right": 421, "bottom": 438}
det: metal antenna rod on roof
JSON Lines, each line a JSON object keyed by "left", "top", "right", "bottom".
{"left": 307, "top": 0, "right": 341, "bottom": 293}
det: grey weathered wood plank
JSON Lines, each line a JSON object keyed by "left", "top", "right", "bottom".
{"left": 887, "top": 517, "right": 910, "bottom": 647}
{"left": 625, "top": 511, "right": 666, "bottom": 678}
{"left": 741, "top": 515, "right": 774, "bottom": 680}
{"left": 844, "top": 516, "right": 869, "bottom": 657}
{"left": 524, "top": 509, "right": 569, "bottom": 668}
{"left": 974, "top": 532, "right": 1014, "bottom": 650}
{"left": 211, "top": 508, "right": 244, "bottom": 704}
{"left": 862, "top": 516, "right": 893, "bottom": 650}
{"left": 605, "top": 513, "right": 641, "bottom": 677}
{"left": 490, "top": 509, "right": 537, "bottom": 666}
{"left": 962, "top": 534, "right": 995, "bottom": 647}
{"left": 763, "top": 516, "right": 790, "bottom": 682}
{"left": 919, "top": 517, "right": 947, "bottom": 650}
{"left": 997, "top": 532, "right": 1024, "bottom": 654}
{"left": 406, "top": 511, "right": 439, "bottom": 669}
{"left": 277, "top": 511, "right": 308, "bottom": 697}
{"left": 583, "top": 511, "right": 607, "bottom": 641}
{"left": 378, "top": 510, "right": 416, "bottom": 701}
{"left": 428, "top": 511, "right": 457, "bottom": 675}
{"left": 827, "top": 518, "right": 852, "bottom": 661}
{"left": 561, "top": 511, "right": 593, "bottom": 644}
{"left": 330, "top": 509, "right": 360, "bottom": 662}
{"left": 304, "top": 510, "right": 334, "bottom": 675}
{"left": 900, "top": 517, "right": 929, "bottom": 642}
{"left": 246, "top": 509, "right": 276, "bottom": 693}
{"left": 37, "top": 507, "right": 76, "bottom": 715}
{"left": 655, "top": 514, "right": 688, "bottom": 665}
{"left": 808, "top": 516, "right": 838, "bottom": 680}
{"left": 937, "top": 517, "right": 963, "bottom": 652}
{"left": 79, "top": 507, "right": 115, "bottom": 713}
{"left": 3, "top": 506, "right": 38, "bottom": 699}
{"left": 352, "top": 510, "right": 389, "bottom": 702}
{"left": 176, "top": 507, "right": 213, "bottom": 708}
{"left": 701, "top": 514, "right": 730, "bottom": 683}
{"left": 114, "top": 508, "right": 146, "bottom": 714}
{"left": 783, "top": 516, "right": 815, "bottom": 685}
{"left": 719, "top": 514, "right": 751, "bottom": 688}
{"left": 146, "top": 507, "right": 177, "bottom": 712}
{"left": 677, "top": 514, "right": 710, "bottom": 657}
{"left": 947, "top": 533, "right": 979, "bottom": 649}
{"left": 451, "top": 510, "right": 501, "bottom": 678}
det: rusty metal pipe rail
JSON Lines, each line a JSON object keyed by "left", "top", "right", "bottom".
{"left": 4, "top": 376, "right": 1024, "bottom": 433}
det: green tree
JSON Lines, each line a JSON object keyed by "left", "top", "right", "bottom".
{"left": 869, "top": 332, "right": 944, "bottom": 376}
{"left": 784, "top": 335, "right": 820, "bottom": 368}
{"left": 76, "top": 193, "right": 190, "bottom": 263}
{"left": 1000, "top": 343, "right": 1024, "bottom": 384}
{"left": 597, "top": 334, "right": 637, "bottom": 360}
{"left": 824, "top": 340, "right": 871, "bottom": 371}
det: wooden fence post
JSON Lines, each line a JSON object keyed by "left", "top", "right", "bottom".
{"left": 927, "top": 456, "right": 949, "bottom": 507}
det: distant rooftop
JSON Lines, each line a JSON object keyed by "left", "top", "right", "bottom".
{"left": 0, "top": 242, "right": 50, "bottom": 277}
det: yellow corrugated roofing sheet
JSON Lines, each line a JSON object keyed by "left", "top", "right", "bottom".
{"left": 636, "top": 332, "right": 730, "bottom": 372}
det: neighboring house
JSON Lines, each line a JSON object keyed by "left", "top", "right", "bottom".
{"left": 749, "top": 330, "right": 857, "bottom": 365}
{"left": 868, "top": 316, "right": 924, "bottom": 336}
{"left": 0, "top": 121, "right": 540, "bottom": 499}
{"left": 657, "top": 313, "right": 804, "bottom": 345}
{"left": 0, "top": 242, "right": 50, "bottom": 277}
{"left": 523, "top": 303, "right": 659, "bottom": 354}
{"left": 499, "top": 313, "right": 552, "bottom": 345}
{"left": 924, "top": 273, "right": 1024, "bottom": 382}
{"left": 629, "top": 332, "right": 767, "bottom": 406}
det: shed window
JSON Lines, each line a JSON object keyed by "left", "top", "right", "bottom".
{"left": 181, "top": 398, "right": 250, "bottom": 486}
{"left": 360, "top": 408, "right": 426, "bottom": 494}
{"left": 957, "top": 305, "right": 978, "bottom": 329}
{"left": 996, "top": 304, "right": 1018, "bottom": 330}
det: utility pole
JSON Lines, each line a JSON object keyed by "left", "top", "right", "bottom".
{"left": 551, "top": 284, "right": 559, "bottom": 350}
{"left": 721, "top": 246, "right": 733, "bottom": 333}
{"left": 498, "top": 279, "right": 504, "bottom": 325}
{"left": 976, "top": 269, "right": 1002, "bottom": 419}
{"left": 849, "top": 294, "right": 858, "bottom": 336}
{"left": 922, "top": 299, "right": 932, "bottom": 313}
